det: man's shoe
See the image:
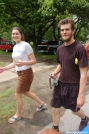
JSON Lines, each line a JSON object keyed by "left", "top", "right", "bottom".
{"left": 79, "top": 116, "right": 89, "bottom": 131}
{"left": 52, "top": 125, "right": 59, "bottom": 131}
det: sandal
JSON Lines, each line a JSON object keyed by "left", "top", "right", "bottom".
{"left": 36, "top": 103, "right": 46, "bottom": 112}
{"left": 8, "top": 116, "right": 21, "bottom": 124}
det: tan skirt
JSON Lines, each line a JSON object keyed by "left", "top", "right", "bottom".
{"left": 16, "top": 68, "right": 33, "bottom": 93}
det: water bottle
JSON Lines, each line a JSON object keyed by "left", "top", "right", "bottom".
{"left": 53, "top": 78, "right": 58, "bottom": 86}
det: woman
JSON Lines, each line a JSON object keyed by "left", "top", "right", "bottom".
{"left": 0, "top": 27, "right": 46, "bottom": 123}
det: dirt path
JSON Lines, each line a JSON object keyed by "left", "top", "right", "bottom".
{"left": 0, "top": 55, "right": 59, "bottom": 134}
{"left": 1, "top": 55, "right": 89, "bottom": 134}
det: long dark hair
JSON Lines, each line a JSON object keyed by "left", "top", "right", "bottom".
{"left": 12, "top": 27, "right": 25, "bottom": 41}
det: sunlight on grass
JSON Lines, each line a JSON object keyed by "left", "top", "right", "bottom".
{"left": 0, "top": 88, "right": 15, "bottom": 123}
{"left": 0, "top": 88, "right": 13, "bottom": 97}
{"left": 0, "top": 87, "right": 30, "bottom": 123}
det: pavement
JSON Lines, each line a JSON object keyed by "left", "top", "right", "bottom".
{"left": 38, "top": 71, "right": 89, "bottom": 134}
{"left": 0, "top": 64, "right": 89, "bottom": 134}
{"left": 0, "top": 63, "right": 55, "bottom": 82}
{"left": 0, "top": 68, "right": 17, "bottom": 82}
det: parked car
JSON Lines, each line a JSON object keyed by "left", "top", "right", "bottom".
{"left": 0, "top": 41, "right": 15, "bottom": 52}
{"left": 37, "top": 40, "right": 63, "bottom": 54}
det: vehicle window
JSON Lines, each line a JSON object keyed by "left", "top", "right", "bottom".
{"left": 8, "top": 42, "right": 15, "bottom": 45}
{"left": 58, "top": 40, "right": 63, "bottom": 45}
{"left": 41, "top": 41, "right": 49, "bottom": 45}
{"left": 48, "top": 41, "right": 58, "bottom": 45}
{"left": 1, "top": 42, "right": 6, "bottom": 45}
{"left": 54, "top": 41, "right": 58, "bottom": 44}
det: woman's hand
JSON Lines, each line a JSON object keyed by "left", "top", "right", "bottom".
{"left": 0, "top": 67, "right": 6, "bottom": 73}
{"left": 0, "top": 68, "right": 3, "bottom": 73}
{"left": 14, "top": 60, "right": 23, "bottom": 67}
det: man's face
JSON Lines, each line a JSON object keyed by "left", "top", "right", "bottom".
{"left": 60, "top": 23, "right": 74, "bottom": 42}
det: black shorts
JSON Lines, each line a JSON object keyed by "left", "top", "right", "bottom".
{"left": 50, "top": 81, "right": 79, "bottom": 112}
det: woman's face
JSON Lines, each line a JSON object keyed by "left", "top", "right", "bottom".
{"left": 12, "top": 29, "right": 22, "bottom": 43}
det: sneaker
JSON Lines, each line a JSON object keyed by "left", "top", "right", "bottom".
{"left": 79, "top": 116, "right": 89, "bottom": 131}
{"left": 52, "top": 125, "right": 59, "bottom": 131}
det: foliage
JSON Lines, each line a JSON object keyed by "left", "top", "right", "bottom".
{"left": 0, "top": 0, "right": 89, "bottom": 47}
{"left": 67, "top": 0, "right": 89, "bottom": 40}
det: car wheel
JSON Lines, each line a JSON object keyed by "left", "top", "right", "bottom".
{"left": 6, "top": 49, "right": 8, "bottom": 52}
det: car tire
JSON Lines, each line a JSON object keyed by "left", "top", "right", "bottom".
{"left": 6, "top": 49, "right": 8, "bottom": 52}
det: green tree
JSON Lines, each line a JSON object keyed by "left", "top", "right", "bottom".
{"left": 0, "top": 0, "right": 89, "bottom": 48}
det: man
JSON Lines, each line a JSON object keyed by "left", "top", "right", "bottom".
{"left": 50, "top": 18, "right": 89, "bottom": 132}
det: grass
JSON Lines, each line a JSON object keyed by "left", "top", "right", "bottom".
{"left": 0, "top": 88, "right": 34, "bottom": 123}
{"left": 5, "top": 130, "right": 13, "bottom": 134}
{"left": 34, "top": 50, "right": 56, "bottom": 62}
{"left": 0, "top": 87, "right": 33, "bottom": 123}
{"left": 0, "top": 88, "right": 15, "bottom": 123}
{"left": 0, "top": 50, "right": 12, "bottom": 56}
{"left": 0, "top": 50, "right": 12, "bottom": 66}
{"left": 0, "top": 61, "right": 5, "bottom": 66}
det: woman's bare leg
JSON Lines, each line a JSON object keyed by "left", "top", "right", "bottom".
{"left": 24, "top": 91, "right": 44, "bottom": 106}
{"left": 8, "top": 93, "right": 23, "bottom": 122}
{"left": 15, "top": 93, "right": 23, "bottom": 117}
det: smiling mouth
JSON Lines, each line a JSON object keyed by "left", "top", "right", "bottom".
{"left": 14, "top": 38, "right": 18, "bottom": 40}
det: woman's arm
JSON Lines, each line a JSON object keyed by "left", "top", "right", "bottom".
{"left": 14, "top": 53, "right": 36, "bottom": 67}
{"left": 1, "top": 62, "right": 15, "bottom": 71}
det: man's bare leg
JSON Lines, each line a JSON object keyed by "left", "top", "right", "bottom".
{"left": 72, "top": 109, "right": 89, "bottom": 131}
{"left": 52, "top": 107, "right": 60, "bottom": 131}
{"left": 72, "top": 109, "right": 86, "bottom": 118}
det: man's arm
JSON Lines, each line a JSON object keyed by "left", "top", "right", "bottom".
{"left": 77, "top": 67, "right": 87, "bottom": 108}
{"left": 51, "top": 64, "right": 61, "bottom": 79}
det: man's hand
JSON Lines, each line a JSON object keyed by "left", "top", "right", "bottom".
{"left": 50, "top": 64, "right": 61, "bottom": 79}
{"left": 76, "top": 96, "right": 84, "bottom": 109}
{"left": 50, "top": 72, "right": 57, "bottom": 79}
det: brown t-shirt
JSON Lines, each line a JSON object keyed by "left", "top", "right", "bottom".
{"left": 57, "top": 41, "right": 88, "bottom": 83}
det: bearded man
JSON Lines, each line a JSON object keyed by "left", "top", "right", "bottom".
{"left": 50, "top": 18, "right": 89, "bottom": 132}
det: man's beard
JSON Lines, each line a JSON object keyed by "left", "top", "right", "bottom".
{"left": 62, "top": 34, "right": 73, "bottom": 42}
